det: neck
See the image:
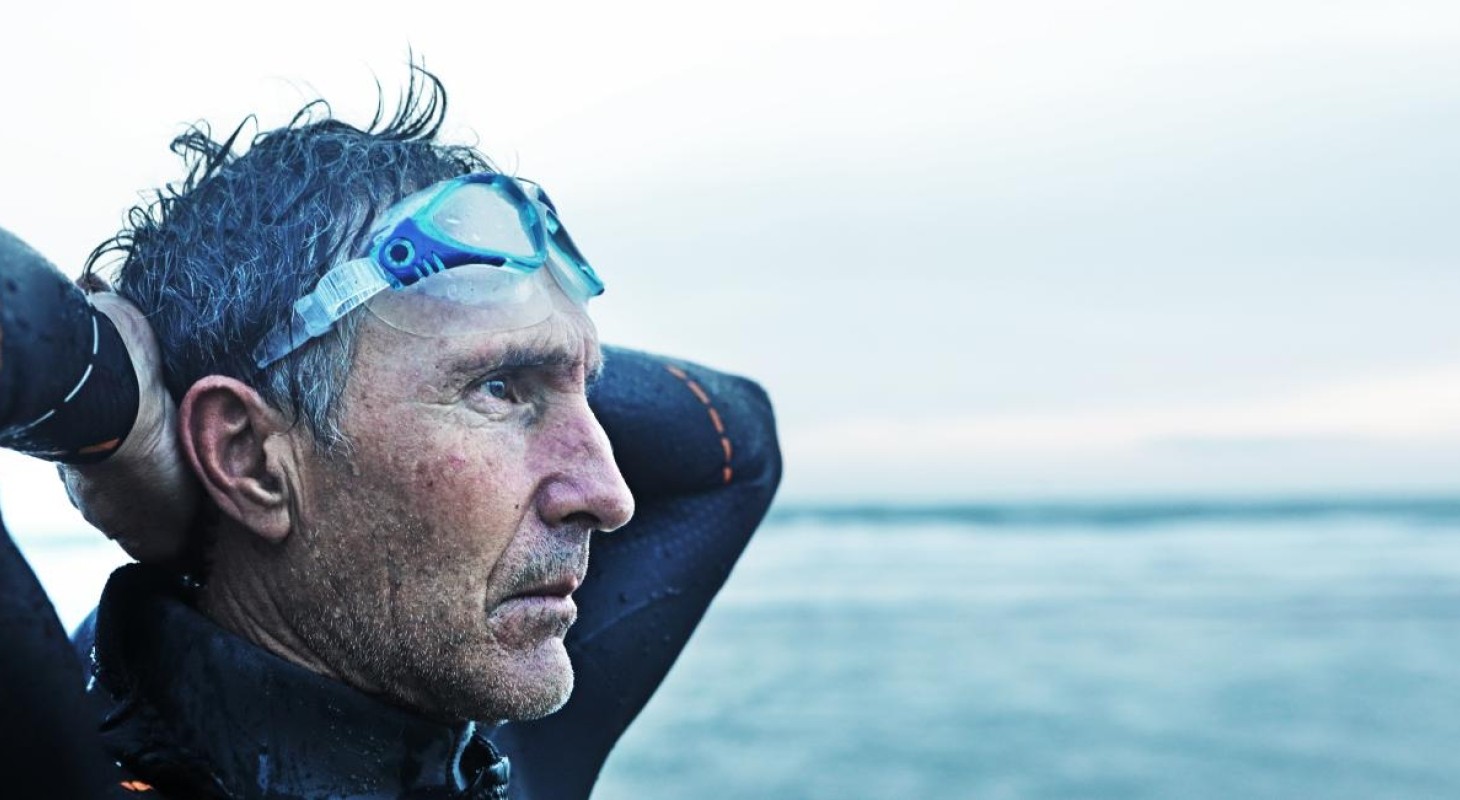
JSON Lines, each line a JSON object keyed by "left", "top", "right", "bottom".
{"left": 198, "top": 521, "right": 343, "bottom": 683}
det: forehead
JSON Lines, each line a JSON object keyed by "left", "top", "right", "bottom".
{"left": 349, "top": 300, "right": 602, "bottom": 389}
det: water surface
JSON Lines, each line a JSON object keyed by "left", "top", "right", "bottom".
{"left": 20, "top": 503, "right": 1460, "bottom": 799}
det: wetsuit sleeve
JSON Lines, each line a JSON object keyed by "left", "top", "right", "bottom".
{"left": 0, "top": 516, "right": 124, "bottom": 797}
{"left": 0, "top": 228, "right": 134, "bottom": 797}
{"left": 491, "top": 346, "right": 783, "bottom": 800}
{"left": 0, "top": 228, "right": 139, "bottom": 464}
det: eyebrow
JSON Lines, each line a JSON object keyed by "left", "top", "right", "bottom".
{"left": 444, "top": 341, "right": 605, "bottom": 385}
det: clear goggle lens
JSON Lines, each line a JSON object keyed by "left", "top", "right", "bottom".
{"left": 366, "top": 264, "right": 560, "bottom": 336}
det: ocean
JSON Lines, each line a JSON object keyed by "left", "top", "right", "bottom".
{"left": 593, "top": 502, "right": 1460, "bottom": 799}
{"left": 17, "top": 501, "right": 1460, "bottom": 799}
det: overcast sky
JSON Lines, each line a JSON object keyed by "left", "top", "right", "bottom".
{"left": 0, "top": 0, "right": 1457, "bottom": 527}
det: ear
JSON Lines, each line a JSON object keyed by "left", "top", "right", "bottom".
{"left": 178, "top": 376, "right": 296, "bottom": 543}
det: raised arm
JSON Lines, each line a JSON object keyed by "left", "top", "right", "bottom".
{"left": 0, "top": 227, "right": 143, "bottom": 797}
{"left": 490, "top": 346, "right": 782, "bottom": 800}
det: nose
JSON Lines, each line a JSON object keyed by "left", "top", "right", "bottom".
{"left": 536, "top": 398, "right": 635, "bottom": 533}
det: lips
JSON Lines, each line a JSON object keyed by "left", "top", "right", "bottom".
{"left": 487, "top": 572, "right": 583, "bottom": 641}
{"left": 505, "top": 573, "right": 581, "bottom": 602}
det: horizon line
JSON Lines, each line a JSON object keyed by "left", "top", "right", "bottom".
{"left": 767, "top": 494, "right": 1460, "bottom": 526}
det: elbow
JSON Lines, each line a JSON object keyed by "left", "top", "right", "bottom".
{"left": 716, "top": 372, "right": 783, "bottom": 505}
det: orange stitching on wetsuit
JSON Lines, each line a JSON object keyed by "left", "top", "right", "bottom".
{"left": 663, "top": 363, "right": 734, "bottom": 484}
{"left": 78, "top": 437, "right": 122, "bottom": 455}
{"left": 684, "top": 380, "right": 711, "bottom": 406}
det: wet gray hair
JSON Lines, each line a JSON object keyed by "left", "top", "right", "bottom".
{"left": 86, "top": 68, "right": 493, "bottom": 452}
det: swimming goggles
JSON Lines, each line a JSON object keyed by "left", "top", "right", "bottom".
{"left": 253, "top": 172, "right": 605, "bottom": 369}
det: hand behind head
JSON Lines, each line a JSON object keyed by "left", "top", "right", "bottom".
{"left": 59, "top": 293, "right": 198, "bottom": 563}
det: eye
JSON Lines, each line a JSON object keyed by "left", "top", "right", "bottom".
{"left": 480, "top": 379, "right": 510, "bottom": 400}
{"left": 463, "top": 374, "right": 530, "bottom": 417}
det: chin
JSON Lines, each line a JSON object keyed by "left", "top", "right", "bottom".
{"left": 459, "top": 638, "right": 577, "bottom": 722}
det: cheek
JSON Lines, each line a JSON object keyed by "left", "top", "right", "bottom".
{"left": 333, "top": 401, "right": 539, "bottom": 579}
{"left": 410, "top": 453, "right": 469, "bottom": 496}
{"left": 393, "top": 440, "right": 534, "bottom": 560}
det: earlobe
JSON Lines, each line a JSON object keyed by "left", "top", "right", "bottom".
{"left": 179, "top": 377, "right": 295, "bottom": 543}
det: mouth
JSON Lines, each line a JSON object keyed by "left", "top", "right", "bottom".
{"left": 489, "top": 573, "right": 583, "bottom": 640}
{"left": 506, "top": 573, "right": 581, "bottom": 602}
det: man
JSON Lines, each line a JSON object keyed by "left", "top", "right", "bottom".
{"left": 0, "top": 69, "right": 780, "bottom": 799}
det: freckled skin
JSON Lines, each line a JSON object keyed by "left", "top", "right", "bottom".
{"left": 264, "top": 293, "right": 634, "bottom": 723}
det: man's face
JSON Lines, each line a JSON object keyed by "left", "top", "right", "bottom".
{"left": 279, "top": 286, "right": 634, "bottom": 723}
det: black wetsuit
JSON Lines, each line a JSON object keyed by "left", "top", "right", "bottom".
{"left": 0, "top": 229, "right": 782, "bottom": 798}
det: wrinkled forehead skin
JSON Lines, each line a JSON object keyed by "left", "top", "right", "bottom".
{"left": 351, "top": 274, "right": 602, "bottom": 406}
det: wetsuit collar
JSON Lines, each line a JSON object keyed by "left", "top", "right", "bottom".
{"left": 90, "top": 564, "right": 509, "bottom": 799}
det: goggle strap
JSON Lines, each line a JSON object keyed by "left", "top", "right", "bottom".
{"left": 253, "top": 258, "right": 389, "bottom": 369}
